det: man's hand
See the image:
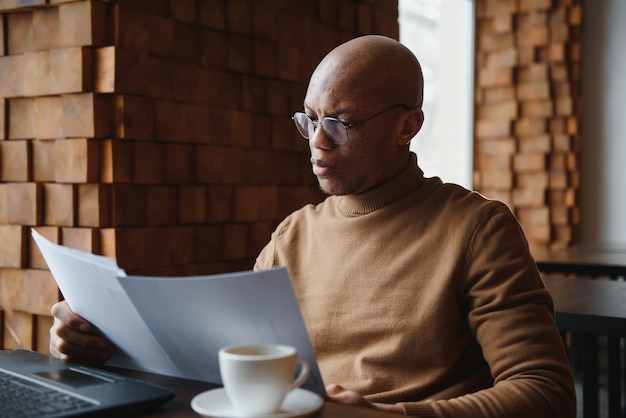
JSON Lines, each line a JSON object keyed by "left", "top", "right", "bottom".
{"left": 325, "top": 384, "right": 404, "bottom": 414}
{"left": 50, "top": 301, "right": 112, "bottom": 365}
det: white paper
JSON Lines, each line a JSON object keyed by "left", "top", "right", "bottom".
{"left": 31, "top": 229, "right": 179, "bottom": 376}
{"left": 31, "top": 229, "right": 325, "bottom": 395}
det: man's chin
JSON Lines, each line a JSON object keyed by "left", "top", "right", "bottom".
{"left": 318, "top": 179, "right": 351, "bottom": 196}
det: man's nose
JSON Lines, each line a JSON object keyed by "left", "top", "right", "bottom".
{"left": 308, "top": 123, "right": 334, "bottom": 150}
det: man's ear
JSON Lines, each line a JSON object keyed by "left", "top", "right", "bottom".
{"left": 397, "top": 108, "right": 424, "bottom": 146}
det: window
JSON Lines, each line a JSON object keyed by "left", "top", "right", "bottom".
{"left": 580, "top": 0, "right": 626, "bottom": 247}
{"left": 399, "top": 0, "right": 474, "bottom": 188}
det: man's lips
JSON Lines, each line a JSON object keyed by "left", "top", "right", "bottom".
{"left": 311, "top": 158, "right": 333, "bottom": 177}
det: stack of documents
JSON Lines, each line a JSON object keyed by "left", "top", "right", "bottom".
{"left": 32, "top": 229, "right": 324, "bottom": 394}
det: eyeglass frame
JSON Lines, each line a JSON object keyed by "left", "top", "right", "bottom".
{"left": 292, "top": 103, "right": 410, "bottom": 145}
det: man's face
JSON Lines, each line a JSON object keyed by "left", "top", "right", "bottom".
{"left": 303, "top": 81, "right": 407, "bottom": 196}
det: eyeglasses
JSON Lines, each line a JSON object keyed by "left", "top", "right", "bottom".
{"left": 292, "top": 103, "right": 409, "bottom": 145}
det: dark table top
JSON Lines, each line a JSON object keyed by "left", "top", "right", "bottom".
{"left": 543, "top": 275, "right": 626, "bottom": 337}
{"left": 532, "top": 246, "right": 626, "bottom": 277}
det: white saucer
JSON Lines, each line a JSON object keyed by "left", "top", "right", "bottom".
{"left": 191, "top": 387, "right": 324, "bottom": 418}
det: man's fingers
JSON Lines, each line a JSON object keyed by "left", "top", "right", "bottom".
{"left": 51, "top": 301, "right": 91, "bottom": 332}
{"left": 325, "top": 383, "right": 404, "bottom": 414}
{"left": 49, "top": 301, "right": 112, "bottom": 365}
{"left": 325, "top": 383, "right": 346, "bottom": 396}
{"left": 325, "top": 384, "right": 369, "bottom": 407}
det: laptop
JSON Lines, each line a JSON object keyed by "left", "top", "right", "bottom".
{"left": 0, "top": 350, "right": 175, "bottom": 417}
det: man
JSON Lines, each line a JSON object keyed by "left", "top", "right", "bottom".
{"left": 50, "top": 35, "right": 576, "bottom": 417}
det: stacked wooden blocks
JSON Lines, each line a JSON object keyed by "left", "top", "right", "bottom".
{"left": 0, "top": 0, "right": 399, "bottom": 352}
{"left": 473, "top": 0, "right": 582, "bottom": 249}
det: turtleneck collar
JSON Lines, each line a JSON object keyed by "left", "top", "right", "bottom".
{"left": 334, "top": 153, "right": 425, "bottom": 217}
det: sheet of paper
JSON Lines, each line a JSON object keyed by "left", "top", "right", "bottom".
{"left": 32, "top": 229, "right": 325, "bottom": 395}
{"left": 31, "top": 230, "right": 179, "bottom": 376}
{"left": 119, "top": 268, "right": 325, "bottom": 394}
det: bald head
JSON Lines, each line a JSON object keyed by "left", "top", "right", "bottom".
{"left": 308, "top": 35, "right": 424, "bottom": 111}
{"left": 301, "top": 36, "right": 425, "bottom": 196}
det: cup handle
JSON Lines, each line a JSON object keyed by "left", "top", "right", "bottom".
{"left": 289, "top": 358, "right": 310, "bottom": 390}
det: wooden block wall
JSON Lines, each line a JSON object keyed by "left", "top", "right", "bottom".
{"left": 0, "top": 0, "right": 399, "bottom": 351}
{"left": 473, "top": 0, "right": 582, "bottom": 249}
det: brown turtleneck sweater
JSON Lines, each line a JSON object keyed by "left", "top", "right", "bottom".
{"left": 255, "top": 153, "right": 576, "bottom": 418}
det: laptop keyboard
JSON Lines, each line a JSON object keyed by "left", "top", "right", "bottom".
{"left": 0, "top": 369, "right": 96, "bottom": 417}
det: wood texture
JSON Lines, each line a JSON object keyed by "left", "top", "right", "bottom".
{"left": 0, "top": 0, "right": 392, "bottom": 351}
{"left": 55, "top": 138, "right": 99, "bottom": 183}
{"left": 474, "top": 0, "right": 582, "bottom": 248}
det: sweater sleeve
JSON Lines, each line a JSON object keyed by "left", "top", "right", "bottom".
{"left": 400, "top": 204, "right": 576, "bottom": 418}
{"left": 254, "top": 219, "right": 284, "bottom": 271}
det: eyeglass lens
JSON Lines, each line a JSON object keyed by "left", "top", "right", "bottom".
{"left": 292, "top": 113, "right": 348, "bottom": 145}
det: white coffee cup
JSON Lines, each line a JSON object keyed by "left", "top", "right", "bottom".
{"left": 219, "top": 344, "right": 310, "bottom": 416}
